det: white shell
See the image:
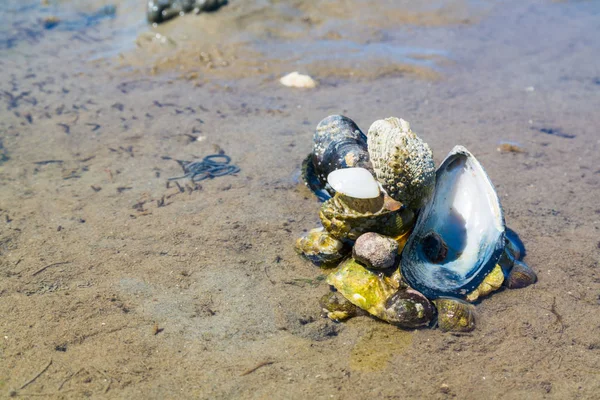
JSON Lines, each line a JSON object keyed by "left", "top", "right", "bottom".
{"left": 279, "top": 72, "right": 317, "bottom": 88}
{"left": 327, "top": 168, "right": 380, "bottom": 199}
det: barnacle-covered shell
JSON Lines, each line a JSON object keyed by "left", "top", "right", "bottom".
{"left": 352, "top": 232, "right": 399, "bottom": 270}
{"left": 319, "top": 291, "right": 360, "bottom": 322}
{"left": 367, "top": 118, "right": 435, "bottom": 209}
{"left": 320, "top": 193, "right": 415, "bottom": 241}
{"left": 327, "top": 258, "right": 431, "bottom": 327}
{"left": 433, "top": 298, "right": 476, "bottom": 332}
{"left": 295, "top": 228, "right": 348, "bottom": 267}
{"left": 465, "top": 264, "right": 504, "bottom": 302}
{"left": 505, "top": 260, "right": 537, "bottom": 289}
{"left": 302, "top": 115, "right": 372, "bottom": 200}
{"left": 401, "top": 146, "right": 505, "bottom": 299}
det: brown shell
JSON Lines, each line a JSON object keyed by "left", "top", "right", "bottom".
{"left": 319, "top": 193, "right": 415, "bottom": 241}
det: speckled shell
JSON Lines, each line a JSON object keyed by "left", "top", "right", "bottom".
{"left": 303, "top": 115, "right": 372, "bottom": 200}
{"left": 367, "top": 118, "right": 435, "bottom": 209}
{"left": 319, "top": 193, "right": 415, "bottom": 241}
{"left": 433, "top": 298, "right": 476, "bottom": 332}
{"left": 384, "top": 289, "right": 435, "bottom": 328}
{"left": 295, "top": 228, "right": 348, "bottom": 267}
{"left": 352, "top": 232, "right": 399, "bottom": 270}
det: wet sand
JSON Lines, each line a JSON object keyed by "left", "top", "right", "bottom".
{"left": 1, "top": 0, "right": 599, "bottom": 398}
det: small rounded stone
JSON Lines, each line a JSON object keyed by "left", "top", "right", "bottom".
{"left": 352, "top": 232, "right": 398, "bottom": 270}
{"left": 440, "top": 383, "right": 450, "bottom": 394}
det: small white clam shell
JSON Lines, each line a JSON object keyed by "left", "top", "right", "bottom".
{"left": 279, "top": 72, "right": 317, "bottom": 88}
{"left": 327, "top": 168, "right": 380, "bottom": 199}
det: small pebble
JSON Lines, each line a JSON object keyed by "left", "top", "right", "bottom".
{"left": 280, "top": 72, "right": 317, "bottom": 89}
{"left": 440, "top": 383, "right": 450, "bottom": 394}
{"left": 42, "top": 16, "right": 60, "bottom": 29}
{"left": 352, "top": 232, "right": 398, "bottom": 270}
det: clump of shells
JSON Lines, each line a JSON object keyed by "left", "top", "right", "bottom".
{"left": 296, "top": 115, "right": 537, "bottom": 332}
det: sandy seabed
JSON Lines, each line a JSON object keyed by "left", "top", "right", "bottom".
{"left": 0, "top": 0, "right": 599, "bottom": 398}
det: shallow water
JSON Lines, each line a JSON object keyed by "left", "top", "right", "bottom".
{"left": 1, "top": 0, "right": 599, "bottom": 398}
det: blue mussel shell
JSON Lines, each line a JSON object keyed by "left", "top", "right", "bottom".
{"left": 401, "top": 146, "right": 505, "bottom": 299}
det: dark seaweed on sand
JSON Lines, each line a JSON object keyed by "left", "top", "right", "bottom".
{"left": 167, "top": 154, "right": 240, "bottom": 182}
{"left": 0, "top": 139, "right": 9, "bottom": 165}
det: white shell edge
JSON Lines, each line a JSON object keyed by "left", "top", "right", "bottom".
{"left": 327, "top": 168, "right": 380, "bottom": 199}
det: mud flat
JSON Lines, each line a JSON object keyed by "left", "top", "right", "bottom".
{"left": 0, "top": 0, "right": 599, "bottom": 398}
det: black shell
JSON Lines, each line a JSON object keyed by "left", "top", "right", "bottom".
{"left": 302, "top": 115, "right": 372, "bottom": 201}
{"left": 147, "top": 0, "right": 227, "bottom": 23}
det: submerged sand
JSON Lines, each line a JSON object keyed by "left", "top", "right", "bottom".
{"left": 0, "top": 0, "right": 599, "bottom": 398}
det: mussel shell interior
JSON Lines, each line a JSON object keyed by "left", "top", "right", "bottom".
{"left": 401, "top": 146, "right": 505, "bottom": 299}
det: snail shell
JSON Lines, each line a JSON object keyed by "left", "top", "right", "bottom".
{"left": 319, "top": 192, "right": 415, "bottom": 241}
{"left": 319, "top": 291, "right": 360, "bottom": 322}
{"left": 433, "top": 298, "right": 476, "bottom": 332}
{"left": 295, "top": 228, "right": 348, "bottom": 267}
{"left": 505, "top": 260, "right": 537, "bottom": 289}
{"left": 383, "top": 289, "right": 435, "bottom": 328}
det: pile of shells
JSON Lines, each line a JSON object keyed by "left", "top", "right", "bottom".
{"left": 296, "top": 115, "right": 537, "bottom": 332}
